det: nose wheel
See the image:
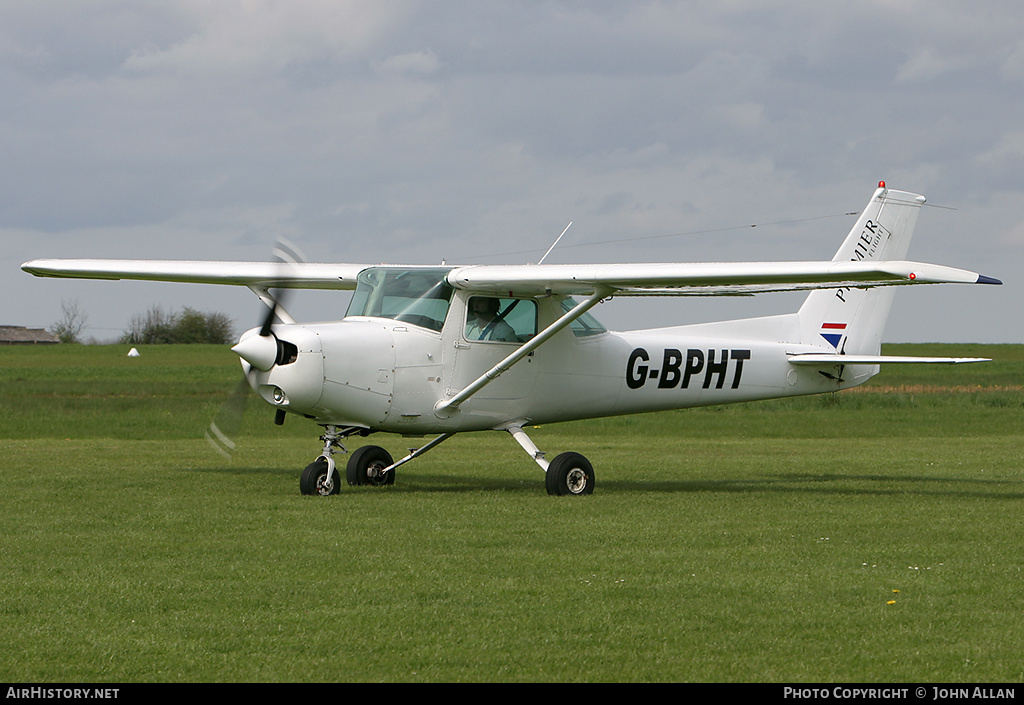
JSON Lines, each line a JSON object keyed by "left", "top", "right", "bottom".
{"left": 299, "top": 425, "right": 354, "bottom": 496}
{"left": 299, "top": 457, "right": 340, "bottom": 495}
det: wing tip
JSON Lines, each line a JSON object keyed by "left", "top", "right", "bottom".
{"left": 21, "top": 260, "right": 52, "bottom": 277}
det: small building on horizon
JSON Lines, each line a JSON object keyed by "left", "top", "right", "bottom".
{"left": 0, "top": 325, "right": 61, "bottom": 345}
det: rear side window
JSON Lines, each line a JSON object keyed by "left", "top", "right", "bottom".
{"left": 561, "top": 297, "right": 607, "bottom": 337}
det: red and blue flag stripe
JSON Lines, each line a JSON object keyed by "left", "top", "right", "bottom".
{"left": 820, "top": 322, "right": 847, "bottom": 348}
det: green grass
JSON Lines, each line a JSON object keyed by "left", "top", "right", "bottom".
{"left": 1, "top": 343, "right": 1022, "bottom": 682}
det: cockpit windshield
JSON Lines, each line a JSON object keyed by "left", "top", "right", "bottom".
{"left": 345, "top": 267, "right": 455, "bottom": 332}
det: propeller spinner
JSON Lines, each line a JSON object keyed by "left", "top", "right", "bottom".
{"left": 232, "top": 326, "right": 298, "bottom": 371}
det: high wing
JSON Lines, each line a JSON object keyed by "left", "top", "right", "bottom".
{"left": 20, "top": 259, "right": 365, "bottom": 290}
{"left": 21, "top": 258, "right": 999, "bottom": 296}
{"left": 444, "top": 261, "right": 1000, "bottom": 297}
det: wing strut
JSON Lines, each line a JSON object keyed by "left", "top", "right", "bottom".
{"left": 434, "top": 288, "right": 609, "bottom": 418}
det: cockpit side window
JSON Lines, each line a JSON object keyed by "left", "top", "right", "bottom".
{"left": 465, "top": 297, "right": 537, "bottom": 343}
{"left": 346, "top": 267, "right": 454, "bottom": 332}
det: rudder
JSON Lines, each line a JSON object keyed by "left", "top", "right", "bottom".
{"left": 798, "top": 183, "right": 927, "bottom": 356}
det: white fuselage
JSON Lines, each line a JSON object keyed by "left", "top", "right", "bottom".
{"left": 245, "top": 290, "right": 860, "bottom": 435}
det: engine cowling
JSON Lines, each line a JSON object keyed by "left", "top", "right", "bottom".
{"left": 314, "top": 320, "right": 396, "bottom": 428}
{"left": 234, "top": 325, "right": 325, "bottom": 416}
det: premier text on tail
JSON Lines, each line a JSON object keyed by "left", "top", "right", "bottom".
{"left": 22, "top": 183, "right": 1002, "bottom": 496}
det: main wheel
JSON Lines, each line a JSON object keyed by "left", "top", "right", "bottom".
{"left": 545, "top": 452, "right": 595, "bottom": 496}
{"left": 300, "top": 458, "right": 340, "bottom": 496}
{"left": 347, "top": 445, "right": 395, "bottom": 486}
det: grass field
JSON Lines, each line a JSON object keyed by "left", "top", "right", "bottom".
{"left": 1, "top": 343, "right": 1021, "bottom": 682}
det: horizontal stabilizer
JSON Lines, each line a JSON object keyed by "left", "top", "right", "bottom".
{"left": 788, "top": 354, "right": 991, "bottom": 365}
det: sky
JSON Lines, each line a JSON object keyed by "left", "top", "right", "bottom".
{"left": 3, "top": 1, "right": 1021, "bottom": 344}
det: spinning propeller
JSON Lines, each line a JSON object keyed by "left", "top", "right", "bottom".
{"left": 205, "top": 239, "right": 306, "bottom": 459}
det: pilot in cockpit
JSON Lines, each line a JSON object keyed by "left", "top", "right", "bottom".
{"left": 465, "top": 297, "right": 518, "bottom": 342}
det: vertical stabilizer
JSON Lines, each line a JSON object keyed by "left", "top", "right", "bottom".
{"left": 798, "top": 183, "right": 926, "bottom": 358}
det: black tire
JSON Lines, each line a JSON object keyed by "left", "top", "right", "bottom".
{"left": 347, "top": 445, "right": 395, "bottom": 486}
{"left": 300, "top": 458, "right": 340, "bottom": 496}
{"left": 545, "top": 452, "right": 595, "bottom": 496}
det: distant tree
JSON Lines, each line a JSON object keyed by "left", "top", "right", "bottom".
{"left": 200, "top": 310, "right": 234, "bottom": 344}
{"left": 121, "top": 306, "right": 234, "bottom": 345}
{"left": 121, "top": 306, "right": 174, "bottom": 345}
{"left": 50, "top": 299, "right": 88, "bottom": 344}
{"left": 173, "top": 307, "right": 234, "bottom": 344}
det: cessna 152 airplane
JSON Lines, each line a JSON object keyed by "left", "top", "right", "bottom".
{"left": 22, "top": 183, "right": 1001, "bottom": 496}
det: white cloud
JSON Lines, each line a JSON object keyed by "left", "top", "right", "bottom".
{"left": 976, "top": 131, "right": 1024, "bottom": 163}
{"left": 375, "top": 50, "right": 441, "bottom": 76}
{"left": 1001, "top": 38, "right": 1024, "bottom": 81}
{"left": 894, "top": 48, "right": 974, "bottom": 84}
{"left": 122, "top": 0, "right": 411, "bottom": 76}
{"left": 715, "top": 102, "right": 766, "bottom": 132}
